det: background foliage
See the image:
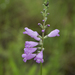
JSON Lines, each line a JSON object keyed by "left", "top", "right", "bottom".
{"left": 0, "top": 0, "right": 75, "bottom": 75}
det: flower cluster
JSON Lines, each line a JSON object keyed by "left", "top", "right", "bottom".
{"left": 22, "top": 28, "right": 44, "bottom": 63}
{"left": 22, "top": 27, "right": 60, "bottom": 63}
{"left": 22, "top": 1, "right": 60, "bottom": 63}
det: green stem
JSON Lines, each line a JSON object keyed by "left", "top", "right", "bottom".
{"left": 40, "top": 22, "right": 45, "bottom": 75}
{"left": 40, "top": 63, "right": 42, "bottom": 75}
{"left": 40, "top": 7, "right": 46, "bottom": 75}
{"left": 40, "top": 0, "right": 48, "bottom": 75}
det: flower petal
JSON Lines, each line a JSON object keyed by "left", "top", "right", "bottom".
{"left": 24, "top": 48, "right": 37, "bottom": 54}
{"left": 48, "top": 29, "right": 60, "bottom": 37}
{"left": 23, "top": 27, "right": 41, "bottom": 41}
{"left": 34, "top": 50, "right": 44, "bottom": 63}
{"left": 22, "top": 54, "right": 26, "bottom": 58}
{"left": 25, "top": 41, "right": 38, "bottom": 48}
{"left": 22, "top": 53, "right": 36, "bottom": 62}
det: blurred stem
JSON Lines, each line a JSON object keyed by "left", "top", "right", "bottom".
{"left": 40, "top": 63, "right": 42, "bottom": 75}
{"left": 44, "top": 0, "right": 48, "bottom": 2}
{"left": 40, "top": 0, "right": 48, "bottom": 75}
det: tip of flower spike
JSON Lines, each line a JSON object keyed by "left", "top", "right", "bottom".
{"left": 42, "top": 30, "right": 45, "bottom": 32}
{"left": 44, "top": 1, "right": 49, "bottom": 6}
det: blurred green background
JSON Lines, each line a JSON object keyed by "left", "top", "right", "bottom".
{"left": 0, "top": 0, "right": 75, "bottom": 75}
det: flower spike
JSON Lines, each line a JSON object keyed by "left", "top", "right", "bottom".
{"left": 22, "top": 0, "right": 60, "bottom": 64}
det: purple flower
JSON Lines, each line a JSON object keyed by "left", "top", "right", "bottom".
{"left": 34, "top": 50, "right": 44, "bottom": 63}
{"left": 23, "top": 27, "right": 41, "bottom": 41}
{"left": 25, "top": 41, "right": 39, "bottom": 48}
{"left": 24, "top": 48, "right": 37, "bottom": 54}
{"left": 42, "top": 30, "right": 45, "bottom": 32}
{"left": 48, "top": 29, "right": 60, "bottom": 37}
{"left": 42, "top": 20, "right": 45, "bottom": 22}
{"left": 38, "top": 23, "right": 41, "bottom": 25}
{"left": 47, "top": 24, "right": 50, "bottom": 27}
{"left": 22, "top": 53, "right": 36, "bottom": 62}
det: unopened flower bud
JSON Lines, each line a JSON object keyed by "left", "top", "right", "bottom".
{"left": 47, "top": 24, "right": 50, "bottom": 27}
{"left": 42, "top": 20, "right": 45, "bottom": 22}
{"left": 47, "top": 13, "right": 49, "bottom": 15}
{"left": 42, "top": 30, "right": 45, "bottom": 32}
{"left": 38, "top": 23, "right": 41, "bottom": 25}
{"left": 45, "top": 2, "right": 49, "bottom": 6}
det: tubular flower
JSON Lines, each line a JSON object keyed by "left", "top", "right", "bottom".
{"left": 48, "top": 29, "right": 60, "bottom": 37}
{"left": 34, "top": 50, "right": 44, "bottom": 63}
{"left": 25, "top": 41, "right": 39, "bottom": 48}
{"left": 22, "top": 53, "right": 36, "bottom": 62}
{"left": 23, "top": 27, "right": 41, "bottom": 41}
{"left": 22, "top": 1, "right": 60, "bottom": 63}
{"left": 22, "top": 40, "right": 39, "bottom": 62}
{"left": 24, "top": 48, "right": 37, "bottom": 54}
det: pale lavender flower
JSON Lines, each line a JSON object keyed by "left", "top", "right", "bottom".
{"left": 23, "top": 27, "right": 41, "bottom": 41}
{"left": 34, "top": 50, "right": 44, "bottom": 63}
{"left": 22, "top": 1, "right": 60, "bottom": 64}
{"left": 25, "top": 41, "right": 39, "bottom": 48}
{"left": 24, "top": 48, "right": 37, "bottom": 54}
{"left": 22, "top": 53, "right": 36, "bottom": 62}
{"left": 48, "top": 29, "right": 60, "bottom": 37}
